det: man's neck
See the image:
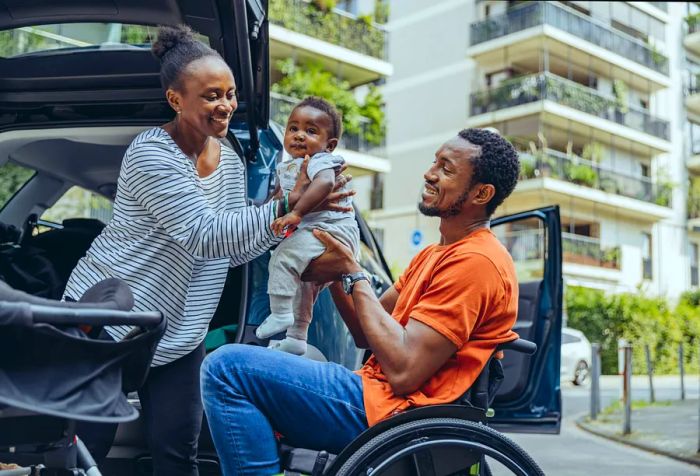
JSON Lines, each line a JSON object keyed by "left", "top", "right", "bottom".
{"left": 439, "top": 214, "right": 490, "bottom": 246}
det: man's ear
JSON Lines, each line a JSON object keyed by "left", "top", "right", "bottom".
{"left": 326, "top": 138, "right": 339, "bottom": 152}
{"left": 473, "top": 184, "right": 496, "bottom": 207}
{"left": 165, "top": 88, "right": 182, "bottom": 114}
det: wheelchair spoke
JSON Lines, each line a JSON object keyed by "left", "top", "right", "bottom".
{"left": 410, "top": 448, "right": 437, "bottom": 476}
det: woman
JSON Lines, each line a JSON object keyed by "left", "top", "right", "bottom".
{"left": 65, "top": 25, "right": 350, "bottom": 476}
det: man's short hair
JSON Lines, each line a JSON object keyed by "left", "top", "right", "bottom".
{"left": 458, "top": 128, "right": 520, "bottom": 215}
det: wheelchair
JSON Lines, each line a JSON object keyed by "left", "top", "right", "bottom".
{"left": 280, "top": 338, "right": 543, "bottom": 476}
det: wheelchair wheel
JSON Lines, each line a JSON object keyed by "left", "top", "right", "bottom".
{"left": 332, "top": 418, "right": 543, "bottom": 476}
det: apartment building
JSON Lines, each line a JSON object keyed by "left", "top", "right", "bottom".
{"left": 377, "top": 1, "right": 693, "bottom": 297}
{"left": 267, "top": 0, "right": 393, "bottom": 211}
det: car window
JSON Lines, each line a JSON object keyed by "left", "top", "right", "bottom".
{"left": 493, "top": 216, "right": 545, "bottom": 282}
{"left": 561, "top": 333, "right": 580, "bottom": 344}
{"left": 0, "top": 23, "right": 209, "bottom": 58}
{"left": 40, "top": 186, "right": 113, "bottom": 225}
{"left": 0, "top": 162, "right": 35, "bottom": 209}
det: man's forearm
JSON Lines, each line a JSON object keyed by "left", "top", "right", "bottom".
{"left": 350, "top": 281, "right": 413, "bottom": 386}
{"left": 329, "top": 282, "right": 369, "bottom": 348}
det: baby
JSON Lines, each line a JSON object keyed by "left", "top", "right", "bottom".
{"left": 255, "top": 97, "right": 360, "bottom": 355}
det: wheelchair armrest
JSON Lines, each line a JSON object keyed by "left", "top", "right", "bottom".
{"left": 496, "top": 338, "right": 537, "bottom": 355}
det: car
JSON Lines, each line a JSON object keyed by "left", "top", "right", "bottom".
{"left": 0, "top": 1, "right": 563, "bottom": 473}
{"left": 561, "top": 327, "right": 592, "bottom": 386}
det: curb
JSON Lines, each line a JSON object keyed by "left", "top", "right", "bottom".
{"left": 575, "top": 416, "right": 700, "bottom": 468}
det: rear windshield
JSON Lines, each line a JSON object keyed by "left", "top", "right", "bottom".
{"left": 0, "top": 23, "right": 208, "bottom": 58}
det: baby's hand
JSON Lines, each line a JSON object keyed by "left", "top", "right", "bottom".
{"left": 272, "top": 212, "right": 302, "bottom": 236}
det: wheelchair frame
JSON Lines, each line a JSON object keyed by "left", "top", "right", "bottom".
{"left": 281, "top": 338, "right": 543, "bottom": 476}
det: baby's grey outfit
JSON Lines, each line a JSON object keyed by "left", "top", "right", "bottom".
{"left": 268, "top": 153, "right": 360, "bottom": 335}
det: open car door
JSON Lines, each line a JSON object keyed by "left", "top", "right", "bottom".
{"left": 490, "top": 205, "right": 563, "bottom": 434}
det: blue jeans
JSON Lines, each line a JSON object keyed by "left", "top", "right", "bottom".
{"left": 200, "top": 344, "right": 369, "bottom": 475}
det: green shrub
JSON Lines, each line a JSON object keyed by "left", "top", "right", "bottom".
{"left": 272, "top": 59, "right": 386, "bottom": 145}
{"left": 566, "top": 286, "right": 700, "bottom": 375}
{"left": 567, "top": 163, "right": 598, "bottom": 187}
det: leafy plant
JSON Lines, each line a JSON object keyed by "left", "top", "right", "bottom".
{"left": 687, "top": 12, "right": 700, "bottom": 32}
{"left": 581, "top": 142, "right": 604, "bottom": 164}
{"left": 688, "top": 177, "right": 700, "bottom": 219}
{"left": 272, "top": 59, "right": 386, "bottom": 145}
{"left": 654, "top": 170, "right": 674, "bottom": 207}
{"left": 566, "top": 286, "right": 700, "bottom": 375}
{"left": 268, "top": 0, "right": 386, "bottom": 59}
{"left": 374, "top": 0, "right": 390, "bottom": 24}
{"left": 612, "top": 79, "right": 629, "bottom": 114}
{"left": 567, "top": 163, "right": 598, "bottom": 187}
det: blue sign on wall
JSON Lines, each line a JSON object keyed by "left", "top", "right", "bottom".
{"left": 411, "top": 229, "right": 423, "bottom": 248}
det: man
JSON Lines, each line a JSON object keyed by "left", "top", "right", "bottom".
{"left": 200, "top": 128, "right": 521, "bottom": 476}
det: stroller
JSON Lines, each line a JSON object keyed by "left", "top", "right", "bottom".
{"left": 0, "top": 278, "right": 166, "bottom": 476}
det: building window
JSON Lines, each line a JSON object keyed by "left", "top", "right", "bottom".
{"left": 642, "top": 232, "right": 653, "bottom": 280}
{"left": 691, "top": 243, "right": 699, "bottom": 287}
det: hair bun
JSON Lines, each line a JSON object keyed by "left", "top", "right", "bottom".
{"left": 151, "top": 25, "right": 195, "bottom": 61}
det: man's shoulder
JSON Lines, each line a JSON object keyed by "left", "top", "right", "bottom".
{"left": 436, "top": 231, "right": 516, "bottom": 282}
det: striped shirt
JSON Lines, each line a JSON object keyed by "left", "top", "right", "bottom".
{"left": 64, "top": 127, "right": 280, "bottom": 366}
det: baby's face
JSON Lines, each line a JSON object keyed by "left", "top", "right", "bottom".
{"left": 284, "top": 106, "right": 336, "bottom": 158}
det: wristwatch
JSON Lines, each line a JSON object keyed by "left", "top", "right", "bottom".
{"left": 342, "top": 272, "right": 370, "bottom": 295}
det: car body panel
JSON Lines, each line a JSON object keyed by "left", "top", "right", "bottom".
{"left": 490, "top": 206, "right": 563, "bottom": 434}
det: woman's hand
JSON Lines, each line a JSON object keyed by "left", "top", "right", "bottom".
{"left": 287, "top": 156, "right": 355, "bottom": 214}
{"left": 301, "top": 229, "right": 362, "bottom": 283}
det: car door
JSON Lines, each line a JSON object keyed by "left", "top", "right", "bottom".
{"left": 490, "top": 205, "right": 563, "bottom": 434}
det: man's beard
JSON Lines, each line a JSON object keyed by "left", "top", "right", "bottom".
{"left": 418, "top": 187, "right": 471, "bottom": 218}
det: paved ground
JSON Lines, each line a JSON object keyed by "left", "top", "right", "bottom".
{"left": 579, "top": 398, "right": 700, "bottom": 465}
{"left": 490, "top": 376, "right": 700, "bottom": 475}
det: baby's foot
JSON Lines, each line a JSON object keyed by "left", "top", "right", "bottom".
{"left": 269, "top": 336, "right": 307, "bottom": 356}
{"left": 255, "top": 313, "right": 294, "bottom": 339}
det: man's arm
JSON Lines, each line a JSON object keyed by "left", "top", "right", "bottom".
{"left": 328, "top": 283, "right": 400, "bottom": 349}
{"left": 306, "top": 230, "right": 458, "bottom": 396}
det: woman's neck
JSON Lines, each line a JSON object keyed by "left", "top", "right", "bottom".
{"left": 167, "top": 120, "right": 209, "bottom": 163}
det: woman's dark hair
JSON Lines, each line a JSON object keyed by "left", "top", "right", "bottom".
{"left": 151, "top": 25, "right": 223, "bottom": 91}
{"left": 292, "top": 96, "right": 343, "bottom": 139}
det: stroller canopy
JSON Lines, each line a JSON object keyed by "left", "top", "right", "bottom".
{"left": 0, "top": 278, "right": 166, "bottom": 423}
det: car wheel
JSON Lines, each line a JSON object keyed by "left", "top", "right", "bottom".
{"left": 572, "top": 360, "right": 589, "bottom": 386}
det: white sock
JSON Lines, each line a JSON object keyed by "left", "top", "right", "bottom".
{"left": 269, "top": 336, "right": 307, "bottom": 356}
{"left": 256, "top": 295, "right": 294, "bottom": 339}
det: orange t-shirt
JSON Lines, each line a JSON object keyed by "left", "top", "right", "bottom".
{"left": 356, "top": 228, "right": 519, "bottom": 426}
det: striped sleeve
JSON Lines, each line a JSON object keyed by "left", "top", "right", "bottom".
{"left": 123, "top": 139, "right": 280, "bottom": 263}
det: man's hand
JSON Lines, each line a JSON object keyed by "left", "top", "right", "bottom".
{"left": 271, "top": 211, "right": 302, "bottom": 236}
{"left": 302, "top": 229, "right": 361, "bottom": 282}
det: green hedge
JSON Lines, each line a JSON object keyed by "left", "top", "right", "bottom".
{"left": 566, "top": 286, "right": 700, "bottom": 375}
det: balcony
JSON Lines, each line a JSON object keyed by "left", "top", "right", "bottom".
{"left": 519, "top": 148, "right": 669, "bottom": 206}
{"left": 469, "top": 73, "right": 670, "bottom": 143}
{"left": 469, "top": 2, "right": 669, "bottom": 77}
{"left": 270, "top": 92, "right": 389, "bottom": 176}
{"left": 687, "top": 75, "right": 700, "bottom": 117}
{"left": 685, "top": 13, "right": 700, "bottom": 56}
{"left": 268, "top": 0, "right": 392, "bottom": 86}
{"left": 502, "top": 228, "right": 620, "bottom": 270}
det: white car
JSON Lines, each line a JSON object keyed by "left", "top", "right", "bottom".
{"left": 561, "top": 327, "right": 592, "bottom": 385}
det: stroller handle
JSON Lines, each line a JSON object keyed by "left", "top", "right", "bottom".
{"left": 2, "top": 301, "right": 162, "bottom": 328}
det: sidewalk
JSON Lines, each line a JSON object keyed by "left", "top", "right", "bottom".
{"left": 577, "top": 398, "right": 700, "bottom": 466}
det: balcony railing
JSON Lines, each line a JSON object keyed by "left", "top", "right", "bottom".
{"left": 470, "top": 73, "right": 670, "bottom": 140}
{"left": 563, "top": 232, "right": 620, "bottom": 270}
{"left": 649, "top": 2, "right": 667, "bottom": 12}
{"left": 500, "top": 228, "right": 620, "bottom": 269}
{"left": 268, "top": 0, "right": 387, "bottom": 60}
{"left": 519, "top": 148, "right": 669, "bottom": 206}
{"left": 470, "top": 2, "right": 669, "bottom": 75}
{"left": 270, "top": 92, "right": 386, "bottom": 156}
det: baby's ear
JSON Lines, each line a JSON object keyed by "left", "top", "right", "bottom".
{"left": 326, "top": 138, "right": 339, "bottom": 152}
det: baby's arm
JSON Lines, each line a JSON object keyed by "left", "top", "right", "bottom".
{"left": 271, "top": 169, "right": 335, "bottom": 235}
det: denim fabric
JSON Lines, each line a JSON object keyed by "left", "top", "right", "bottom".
{"left": 200, "top": 344, "right": 368, "bottom": 476}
